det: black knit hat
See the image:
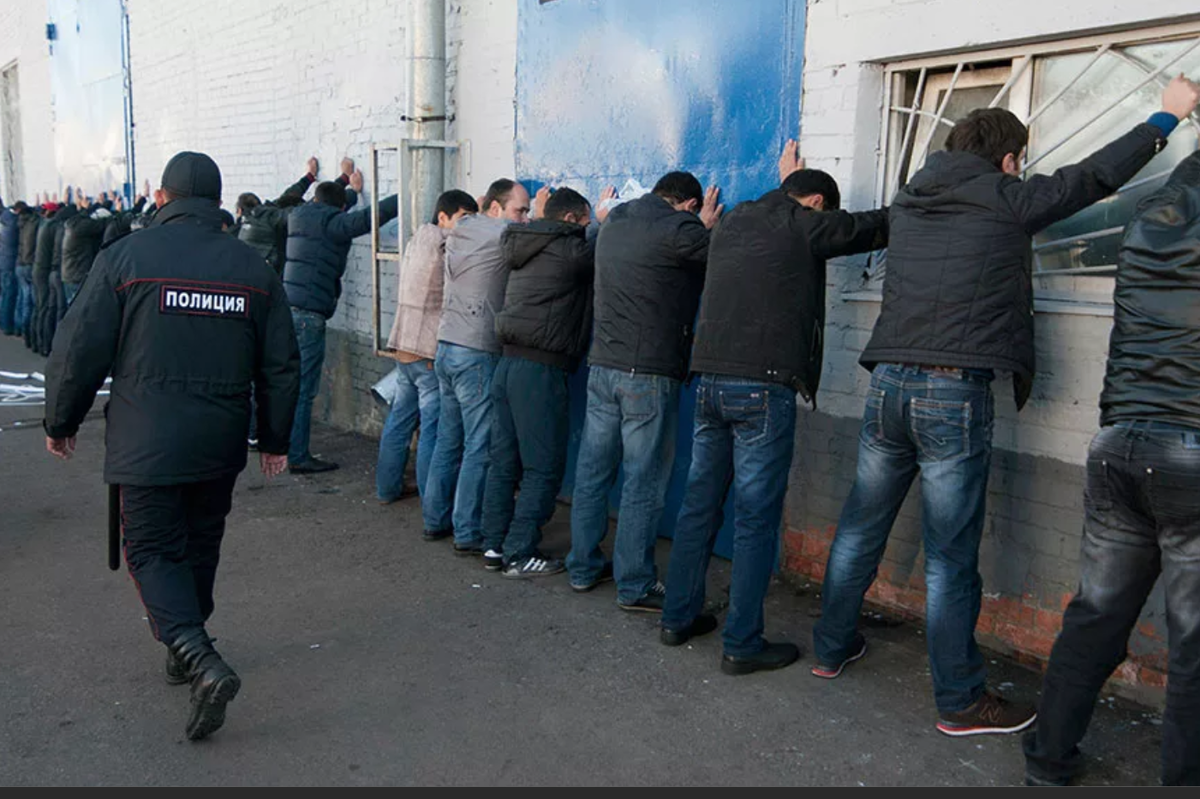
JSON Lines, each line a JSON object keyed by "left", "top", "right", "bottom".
{"left": 161, "top": 151, "right": 222, "bottom": 201}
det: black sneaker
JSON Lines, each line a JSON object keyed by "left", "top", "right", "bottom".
{"left": 289, "top": 457, "right": 339, "bottom": 474}
{"left": 811, "top": 635, "right": 868, "bottom": 679}
{"left": 483, "top": 549, "right": 505, "bottom": 571}
{"left": 570, "top": 562, "right": 614, "bottom": 593}
{"left": 423, "top": 529, "right": 452, "bottom": 542}
{"left": 453, "top": 542, "right": 484, "bottom": 557}
{"left": 503, "top": 555, "right": 565, "bottom": 580}
{"left": 618, "top": 581, "right": 666, "bottom": 613}
{"left": 661, "top": 613, "right": 719, "bottom": 647}
{"left": 936, "top": 692, "right": 1037, "bottom": 737}
{"left": 721, "top": 640, "right": 802, "bottom": 676}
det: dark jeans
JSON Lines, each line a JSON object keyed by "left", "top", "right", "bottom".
{"left": 567, "top": 365, "right": 680, "bottom": 603}
{"left": 0, "top": 266, "right": 15, "bottom": 334}
{"left": 814, "top": 363, "right": 995, "bottom": 713}
{"left": 663, "top": 375, "right": 797, "bottom": 657}
{"left": 1025, "top": 422, "right": 1200, "bottom": 787}
{"left": 120, "top": 476, "right": 238, "bottom": 646}
{"left": 14, "top": 264, "right": 33, "bottom": 335}
{"left": 481, "top": 356, "right": 570, "bottom": 563}
{"left": 288, "top": 307, "right": 328, "bottom": 464}
{"left": 422, "top": 342, "right": 499, "bottom": 543}
{"left": 376, "top": 359, "right": 441, "bottom": 502}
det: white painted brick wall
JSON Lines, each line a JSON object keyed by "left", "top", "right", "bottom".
{"left": 0, "top": 0, "right": 58, "bottom": 203}
{"left": 127, "top": 0, "right": 519, "bottom": 340}
{"left": 801, "top": 0, "right": 1200, "bottom": 463}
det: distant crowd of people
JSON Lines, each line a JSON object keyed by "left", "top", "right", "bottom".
{"left": 13, "top": 72, "right": 1200, "bottom": 784}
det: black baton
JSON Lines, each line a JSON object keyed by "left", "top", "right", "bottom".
{"left": 108, "top": 484, "right": 121, "bottom": 571}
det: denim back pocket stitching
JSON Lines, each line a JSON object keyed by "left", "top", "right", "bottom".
{"left": 1084, "top": 456, "right": 1113, "bottom": 514}
{"left": 720, "top": 388, "right": 769, "bottom": 445}
{"left": 909, "top": 396, "right": 972, "bottom": 461}
{"left": 618, "top": 379, "right": 659, "bottom": 422}
{"left": 861, "top": 387, "right": 886, "bottom": 445}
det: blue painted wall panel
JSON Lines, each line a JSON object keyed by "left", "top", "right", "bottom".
{"left": 516, "top": 0, "right": 806, "bottom": 558}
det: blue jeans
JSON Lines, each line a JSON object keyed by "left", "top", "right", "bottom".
{"left": 63, "top": 281, "right": 81, "bottom": 308}
{"left": 0, "top": 267, "right": 15, "bottom": 333}
{"left": 422, "top": 342, "right": 499, "bottom": 543}
{"left": 288, "top": 307, "right": 328, "bottom": 464}
{"left": 814, "top": 363, "right": 995, "bottom": 713}
{"left": 663, "top": 375, "right": 797, "bottom": 656}
{"left": 14, "top": 264, "right": 33, "bottom": 334}
{"left": 481, "top": 356, "right": 570, "bottom": 562}
{"left": 1025, "top": 422, "right": 1200, "bottom": 786}
{"left": 567, "top": 365, "right": 680, "bottom": 603}
{"left": 376, "top": 359, "right": 441, "bottom": 502}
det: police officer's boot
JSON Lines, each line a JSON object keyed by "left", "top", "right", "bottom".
{"left": 168, "top": 628, "right": 242, "bottom": 741}
{"left": 165, "top": 648, "right": 190, "bottom": 685}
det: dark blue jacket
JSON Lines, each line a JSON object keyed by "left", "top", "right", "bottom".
{"left": 0, "top": 207, "right": 17, "bottom": 272}
{"left": 282, "top": 194, "right": 398, "bottom": 318}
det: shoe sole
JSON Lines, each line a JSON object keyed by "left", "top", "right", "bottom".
{"left": 570, "top": 575, "right": 614, "bottom": 594}
{"left": 811, "top": 641, "right": 868, "bottom": 680}
{"left": 484, "top": 561, "right": 504, "bottom": 572}
{"left": 617, "top": 603, "right": 663, "bottom": 614}
{"left": 936, "top": 712, "right": 1038, "bottom": 738}
{"left": 502, "top": 567, "right": 565, "bottom": 580}
{"left": 185, "top": 674, "right": 241, "bottom": 741}
{"left": 721, "top": 652, "right": 801, "bottom": 676}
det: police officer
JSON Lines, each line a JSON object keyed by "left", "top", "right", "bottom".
{"left": 43, "top": 152, "right": 300, "bottom": 742}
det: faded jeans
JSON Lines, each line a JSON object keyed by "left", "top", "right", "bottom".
{"left": 376, "top": 359, "right": 441, "bottom": 502}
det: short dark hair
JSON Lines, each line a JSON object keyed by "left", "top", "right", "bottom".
{"left": 483, "top": 179, "right": 519, "bottom": 213}
{"left": 781, "top": 169, "right": 841, "bottom": 211}
{"left": 277, "top": 193, "right": 305, "bottom": 210}
{"left": 543, "top": 187, "right": 591, "bottom": 222}
{"left": 945, "top": 108, "right": 1029, "bottom": 170}
{"left": 218, "top": 209, "right": 236, "bottom": 230}
{"left": 237, "top": 192, "right": 261, "bottom": 215}
{"left": 12, "top": 201, "right": 28, "bottom": 213}
{"left": 314, "top": 181, "right": 347, "bottom": 209}
{"left": 653, "top": 171, "right": 704, "bottom": 208}
{"left": 431, "top": 189, "right": 479, "bottom": 224}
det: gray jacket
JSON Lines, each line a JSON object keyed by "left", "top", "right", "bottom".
{"left": 437, "top": 214, "right": 511, "bottom": 354}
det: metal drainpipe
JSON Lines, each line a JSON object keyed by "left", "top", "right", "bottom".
{"left": 406, "top": 0, "right": 446, "bottom": 239}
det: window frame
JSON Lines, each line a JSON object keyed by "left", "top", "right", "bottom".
{"left": 857, "top": 19, "right": 1200, "bottom": 312}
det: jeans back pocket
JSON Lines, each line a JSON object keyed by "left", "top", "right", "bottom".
{"left": 910, "top": 397, "right": 971, "bottom": 462}
{"left": 719, "top": 387, "right": 769, "bottom": 445}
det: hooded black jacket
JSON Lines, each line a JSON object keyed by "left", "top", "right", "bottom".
{"left": 1101, "top": 151, "right": 1200, "bottom": 429}
{"left": 588, "top": 193, "right": 710, "bottom": 381}
{"left": 691, "top": 190, "right": 889, "bottom": 403}
{"left": 861, "top": 122, "right": 1168, "bottom": 409}
{"left": 496, "top": 219, "right": 595, "bottom": 370}
{"left": 44, "top": 198, "right": 300, "bottom": 486}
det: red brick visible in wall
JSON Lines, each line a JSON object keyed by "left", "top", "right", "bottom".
{"left": 782, "top": 526, "right": 1168, "bottom": 695}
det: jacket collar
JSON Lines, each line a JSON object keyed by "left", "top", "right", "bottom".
{"left": 150, "top": 197, "right": 226, "bottom": 231}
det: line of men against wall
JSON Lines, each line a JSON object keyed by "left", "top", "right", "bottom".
{"left": 8, "top": 75, "right": 1199, "bottom": 785}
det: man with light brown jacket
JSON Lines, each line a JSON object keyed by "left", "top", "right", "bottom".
{"left": 376, "top": 190, "right": 478, "bottom": 504}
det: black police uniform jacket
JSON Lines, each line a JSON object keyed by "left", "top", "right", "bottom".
{"left": 690, "top": 190, "right": 889, "bottom": 404}
{"left": 497, "top": 219, "right": 595, "bottom": 370}
{"left": 1102, "top": 150, "right": 1200, "bottom": 429}
{"left": 44, "top": 198, "right": 301, "bottom": 486}
{"left": 588, "top": 193, "right": 711, "bottom": 381}
{"left": 861, "top": 122, "right": 1168, "bottom": 410}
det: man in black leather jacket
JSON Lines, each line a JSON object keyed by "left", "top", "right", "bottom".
{"left": 1025, "top": 148, "right": 1200, "bottom": 788}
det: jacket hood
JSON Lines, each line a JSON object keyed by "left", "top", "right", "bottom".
{"left": 503, "top": 219, "right": 584, "bottom": 270}
{"left": 903, "top": 150, "right": 1003, "bottom": 198}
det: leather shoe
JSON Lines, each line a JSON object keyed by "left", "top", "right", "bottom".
{"left": 720, "top": 640, "right": 801, "bottom": 676}
{"left": 290, "top": 457, "right": 339, "bottom": 475}
{"left": 661, "top": 614, "right": 719, "bottom": 647}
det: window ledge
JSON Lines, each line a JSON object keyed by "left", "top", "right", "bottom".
{"left": 841, "top": 291, "right": 1114, "bottom": 318}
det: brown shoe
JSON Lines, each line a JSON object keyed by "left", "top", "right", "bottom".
{"left": 937, "top": 692, "right": 1037, "bottom": 737}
